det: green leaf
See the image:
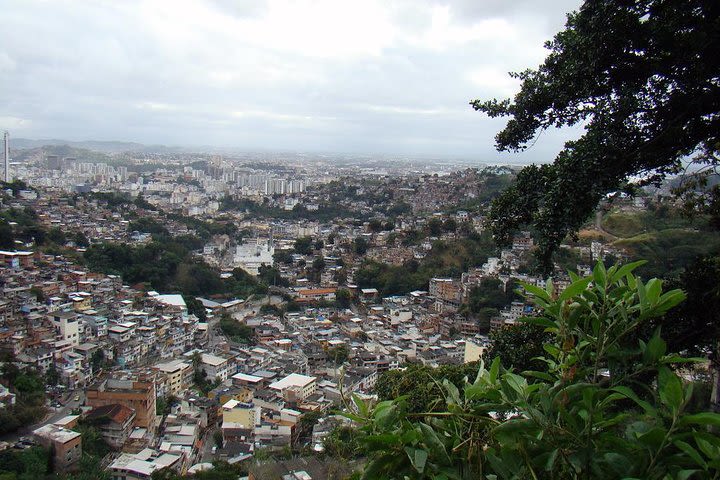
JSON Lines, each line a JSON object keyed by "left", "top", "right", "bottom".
{"left": 405, "top": 447, "right": 428, "bottom": 473}
{"left": 675, "top": 470, "right": 700, "bottom": 480}
{"left": 608, "top": 260, "right": 646, "bottom": 283}
{"left": 611, "top": 386, "right": 653, "bottom": 414}
{"left": 489, "top": 356, "right": 501, "bottom": 383}
{"left": 673, "top": 440, "right": 707, "bottom": 469}
{"left": 521, "top": 316, "right": 557, "bottom": 329}
{"left": 658, "top": 366, "right": 683, "bottom": 411}
{"left": 593, "top": 261, "right": 607, "bottom": 288}
{"left": 693, "top": 433, "right": 720, "bottom": 459}
{"left": 544, "top": 448, "right": 559, "bottom": 471}
{"left": 520, "top": 281, "right": 551, "bottom": 302}
{"left": 558, "top": 276, "right": 592, "bottom": 301}
{"left": 419, "top": 422, "right": 450, "bottom": 462}
{"left": 644, "top": 329, "right": 666, "bottom": 363}
{"left": 680, "top": 412, "right": 720, "bottom": 428}
{"left": 352, "top": 393, "right": 369, "bottom": 418}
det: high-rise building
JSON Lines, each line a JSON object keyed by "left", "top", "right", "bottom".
{"left": 47, "top": 155, "right": 61, "bottom": 170}
{"left": 3, "top": 131, "right": 9, "bottom": 182}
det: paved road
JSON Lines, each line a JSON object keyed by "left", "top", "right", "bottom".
{"left": 0, "top": 390, "right": 85, "bottom": 443}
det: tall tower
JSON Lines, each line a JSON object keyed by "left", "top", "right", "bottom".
{"left": 3, "top": 131, "right": 9, "bottom": 183}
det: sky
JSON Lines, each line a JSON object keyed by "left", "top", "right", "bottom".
{"left": 0, "top": 0, "right": 583, "bottom": 161}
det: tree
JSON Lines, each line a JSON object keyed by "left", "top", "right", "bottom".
{"left": 0, "top": 221, "right": 14, "bottom": 250}
{"left": 483, "top": 323, "right": 553, "bottom": 373}
{"left": 350, "top": 262, "right": 720, "bottom": 479}
{"left": 183, "top": 295, "right": 207, "bottom": 322}
{"left": 335, "top": 288, "right": 352, "bottom": 309}
{"left": 427, "top": 218, "right": 443, "bottom": 236}
{"left": 442, "top": 218, "right": 457, "bottom": 233}
{"left": 45, "top": 365, "right": 60, "bottom": 386}
{"left": 29, "top": 286, "right": 45, "bottom": 303}
{"left": 294, "top": 236, "right": 313, "bottom": 255}
{"left": 368, "top": 219, "right": 383, "bottom": 233}
{"left": 219, "top": 314, "right": 256, "bottom": 344}
{"left": 213, "top": 430, "right": 224, "bottom": 449}
{"left": 353, "top": 237, "right": 368, "bottom": 255}
{"left": 472, "top": 0, "right": 720, "bottom": 269}
{"left": 333, "top": 268, "right": 348, "bottom": 285}
{"left": 327, "top": 344, "right": 349, "bottom": 365}
{"left": 90, "top": 349, "right": 106, "bottom": 371}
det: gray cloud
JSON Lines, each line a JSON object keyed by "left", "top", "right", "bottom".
{"left": 0, "top": 0, "right": 583, "bottom": 161}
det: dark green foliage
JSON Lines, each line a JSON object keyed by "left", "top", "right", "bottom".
{"left": 350, "top": 262, "right": 720, "bottom": 479}
{"left": 327, "top": 344, "right": 349, "bottom": 365}
{"left": 259, "top": 304, "right": 281, "bottom": 316}
{"left": 473, "top": 0, "right": 720, "bottom": 270}
{"left": 335, "top": 288, "right": 352, "bottom": 309}
{"left": 483, "top": 323, "right": 554, "bottom": 373}
{"left": 74, "top": 422, "right": 112, "bottom": 458}
{"left": 0, "top": 179, "right": 32, "bottom": 196}
{"left": 84, "top": 239, "right": 255, "bottom": 297}
{"left": 183, "top": 295, "right": 207, "bottom": 322}
{"left": 368, "top": 219, "right": 383, "bottom": 233}
{"left": 213, "top": 430, "right": 224, "bottom": 448}
{"left": 47, "top": 227, "right": 67, "bottom": 245}
{"left": 230, "top": 268, "right": 265, "bottom": 297}
{"left": 273, "top": 249, "right": 294, "bottom": 265}
{"left": 323, "top": 426, "right": 364, "bottom": 460}
{"left": 191, "top": 352, "right": 221, "bottom": 396}
{"left": 257, "top": 265, "right": 289, "bottom": 287}
{"left": 0, "top": 220, "right": 14, "bottom": 249}
{"left": 464, "top": 278, "right": 514, "bottom": 312}
{"left": 150, "top": 461, "right": 247, "bottom": 480}
{"left": 0, "top": 207, "right": 45, "bottom": 246}
{"left": 0, "top": 447, "right": 50, "bottom": 479}
{"left": 655, "top": 254, "right": 720, "bottom": 359}
{"left": 374, "top": 362, "right": 480, "bottom": 414}
{"left": 442, "top": 218, "right": 457, "bottom": 233}
{"left": 427, "top": 218, "right": 443, "bottom": 236}
{"left": 353, "top": 237, "right": 368, "bottom": 255}
{"left": 219, "top": 314, "right": 256, "bottom": 345}
{"left": 294, "top": 236, "right": 313, "bottom": 255}
{"left": 128, "top": 217, "right": 168, "bottom": 235}
{"left": 355, "top": 233, "right": 498, "bottom": 296}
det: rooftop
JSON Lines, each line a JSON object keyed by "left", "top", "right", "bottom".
{"left": 33, "top": 424, "right": 81, "bottom": 444}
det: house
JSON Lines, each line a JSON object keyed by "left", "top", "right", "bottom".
{"left": 269, "top": 374, "right": 317, "bottom": 402}
{"left": 84, "top": 403, "right": 137, "bottom": 449}
{"left": 108, "top": 449, "right": 182, "bottom": 480}
{"left": 33, "top": 424, "right": 82, "bottom": 471}
{"left": 86, "top": 375, "right": 159, "bottom": 431}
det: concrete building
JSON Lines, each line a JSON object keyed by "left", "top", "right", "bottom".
{"left": 234, "top": 239, "right": 274, "bottom": 275}
{"left": 50, "top": 311, "right": 80, "bottom": 346}
{"left": 269, "top": 373, "right": 317, "bottom": 402}
{"left": 153, "top": 359, "right": 193, "bottom": 396}
{"left": 86, "top": 375, "right": 158, "bottom": 431}
{"left": 33, "top": 424, "right": 82, "bottom": 471}
{"left": 108, "top": 449, "right": 181, "bottom": 480}
{"left": 85, "top": 403, "right": 137, "bottom": 449}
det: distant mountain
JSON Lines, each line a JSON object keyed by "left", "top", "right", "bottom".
{"left": 11, "top": 138, "right": 185, "bottom": 154}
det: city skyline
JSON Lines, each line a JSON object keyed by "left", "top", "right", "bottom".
{"left": 1, "top": 0, "right": 581, "bottom": 161}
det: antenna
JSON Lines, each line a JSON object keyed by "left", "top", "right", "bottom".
{"left": 3, "top": 131, "right": 9, "bottom": 183}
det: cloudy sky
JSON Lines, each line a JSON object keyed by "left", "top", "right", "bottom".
{"left": 0, "top": 0, "right": 582, "bottom": 161}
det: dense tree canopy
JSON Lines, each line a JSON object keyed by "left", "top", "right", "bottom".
{"left": 473, "top": 0, "right": 720, "bottom": 269}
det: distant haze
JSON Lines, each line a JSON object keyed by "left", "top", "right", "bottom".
{"left": 1, "top": 0, "right": 582, "bottom": 161}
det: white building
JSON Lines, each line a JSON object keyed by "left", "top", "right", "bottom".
{"left": 234, "top": 238, "right": 274, "bottom": 275}
{"left": 268, "top": 373, "right": 317, "bottom": 402}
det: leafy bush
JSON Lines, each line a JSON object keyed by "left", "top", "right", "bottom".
{"left": 347, "top": 262, "right": 720, "bottom": 479}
